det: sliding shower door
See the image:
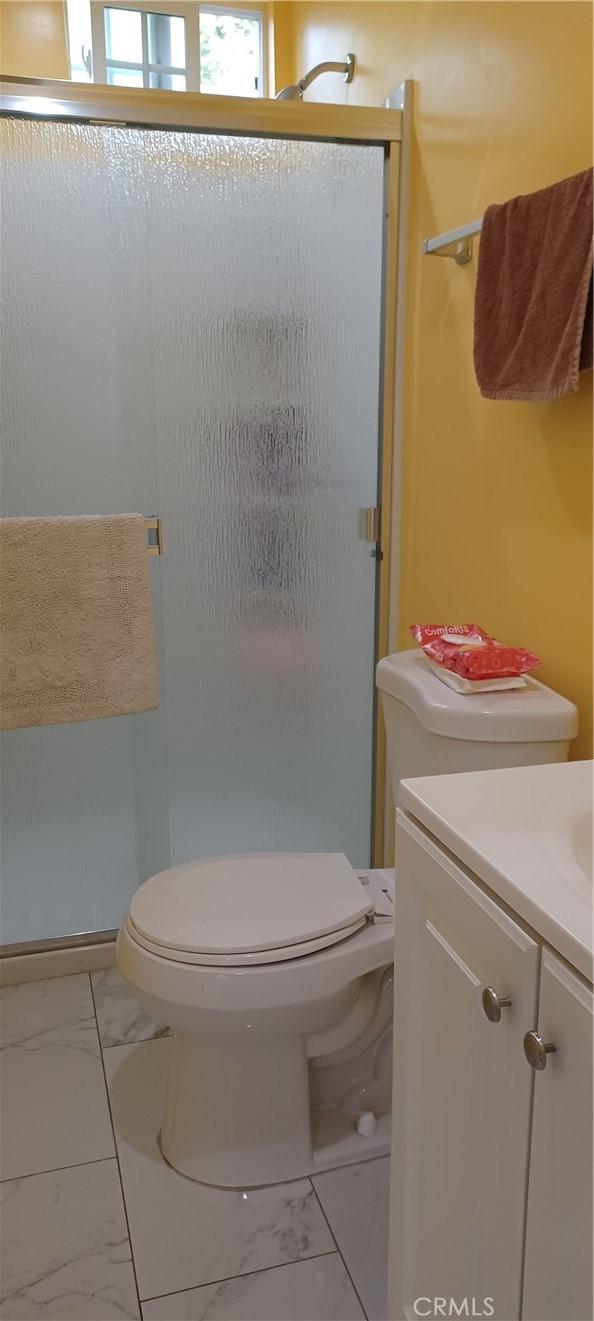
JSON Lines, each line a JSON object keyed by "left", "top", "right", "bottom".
{"left": 0, "top": 115, "right": 385, "bottom": 944}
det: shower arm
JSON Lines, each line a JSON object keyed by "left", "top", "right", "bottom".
{"left": 299, "top": 55, "right": 355, "bottom": 93}
{"left": 276, "top": 53, "right": 355, "bottom": 101}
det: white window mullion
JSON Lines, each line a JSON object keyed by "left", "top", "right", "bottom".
{"left": 146, "top": 65, "right": 186, "bottom": 76}
{"left": 89, "top": 2, "right": 108, "bottom": 84}
{"left": 105, "top": 60, "right": 145, "bottom": 71}
{"left": 186, "top": 6, "right": 201, "bottom": 93}
{"left": 140, "top": 9, "right": 150, "bottom": 88}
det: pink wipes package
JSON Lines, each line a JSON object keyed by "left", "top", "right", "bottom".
{"left": 409, "top": 624, "right": 541, "bottom": 681}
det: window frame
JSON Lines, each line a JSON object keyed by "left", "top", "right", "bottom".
{"left": 89, "top": 1, "right": 267, "bottom": 97}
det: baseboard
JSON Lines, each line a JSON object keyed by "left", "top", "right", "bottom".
{"left": 0, "top": 939, "right": 117, "bottom": 986}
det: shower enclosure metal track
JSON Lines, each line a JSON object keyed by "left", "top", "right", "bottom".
{"left": 0, "top": 76, "right": 402, "bottom": 145}
{"left": 0, "top": 929, "right": 119, "bottom": 959}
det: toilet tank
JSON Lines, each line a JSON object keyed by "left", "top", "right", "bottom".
{"left": 376, "top": 650, "right": 578, "bottom": 808}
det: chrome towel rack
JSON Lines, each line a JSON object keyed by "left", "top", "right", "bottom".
{"left": 423, "top": 218, "right": 482, "bottom": 265}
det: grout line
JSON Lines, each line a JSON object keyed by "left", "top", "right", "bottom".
{"left": 139, "top": 1248, "right": 340, "bottom": 1306}
{"left": 89, "top": 971, "right": 144, "bottom": 1320}
{"left": 101, "top": 1030, "right": 172, "bottom": 1051}
{"left": 97, "top": 1032, "right": 173, "bottom": 1054}
{"left": 0, "top": 1154, "right": 118, "bottom": 1186}
{"left": 309, "top": 1179, "right": 370, "bottom": 1321}
{"left": 312, "top": 1150, "right": 389, "bottom": 1175}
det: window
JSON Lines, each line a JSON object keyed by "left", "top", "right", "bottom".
{"left": 104, "top": 7, "right": 187, "bottom": 89}
{"left": 199, "top": 8, "right": 262, "bottom": 97}
{"left": 84, "top": 2, "right": 265, "bottom": 97}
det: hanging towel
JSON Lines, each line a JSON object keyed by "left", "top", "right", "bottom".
{"left": 474, "top": 168, "right": 593, "bottom": 401}
{"left": 0, "top": 515, "right": 158, "bottom": 730}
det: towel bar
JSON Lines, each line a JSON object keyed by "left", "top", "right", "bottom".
{"left": 423, "top": 218, "right": 482, "bottom": 265}
{"left": 145, "top": 516, "right": 162, "bottom": 556}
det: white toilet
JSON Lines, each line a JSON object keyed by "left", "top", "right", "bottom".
{"left": 117, "top": 650, "right": 577, "bottom": 1188}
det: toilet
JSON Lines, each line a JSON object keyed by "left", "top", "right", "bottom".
{"left": 117, "top": 650, "right": 577, "bottom": 1188}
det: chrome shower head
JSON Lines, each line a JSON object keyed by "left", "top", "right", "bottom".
{"left": 275, "top": 83, "right": 304, "bottom": 102}
{"left": 276, "top": 53, "right": 355, "bottom": 102}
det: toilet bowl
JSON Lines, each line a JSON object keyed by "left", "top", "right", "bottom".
{"left": 118, "top": 651, "right": 577, "bottom": 1189}
{"left": 117, "top": 853, "right": 395, "bottom": 1188}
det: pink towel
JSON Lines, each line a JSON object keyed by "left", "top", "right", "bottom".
{"left": 474, "top": 168, "right": 593, "bottom": 401}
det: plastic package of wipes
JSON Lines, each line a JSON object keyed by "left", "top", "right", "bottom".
{"left": 410, "top": 624, "right": 541, "bottom": 681}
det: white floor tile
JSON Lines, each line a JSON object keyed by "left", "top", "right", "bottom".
{"left": 0, "top": 975, "right": 114, "bottom": 1180}
{"left": 141, "top": 1253, "right": 364, "bottom": 1320}
{"left": 91, "top": 969, "right": 171, "bottom": 1049}
{"left": 0, "top": 1159, "right": 139, "bottom": 1319}
{"left": 312, "top": 1157, "right": 390, "bottom": 1321}
{"left": 104, "top": 1039, "right": 334, "bottom": 1301}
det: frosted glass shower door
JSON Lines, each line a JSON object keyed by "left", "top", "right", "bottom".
{"left": 0, "top": 119, "right": 170, "bottom": 946}
{"left": 0, "top": 116, "right": 385, "bottom": 946}
{"left": 142, "top": 131, "right": 384, "bottom": 867}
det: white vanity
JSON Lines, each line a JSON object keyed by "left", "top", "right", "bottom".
{"left": 389, "top": 759, "right": 593, "bottom": 1321}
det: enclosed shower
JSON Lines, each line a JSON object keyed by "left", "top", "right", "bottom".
{"left": 0, "top": 81, "right": 402, "bottom": 949}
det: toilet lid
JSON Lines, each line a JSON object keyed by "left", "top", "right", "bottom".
{"left": 129, "top": 852, "right": 373, "bottom": 958}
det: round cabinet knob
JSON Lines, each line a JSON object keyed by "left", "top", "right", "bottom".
{"left": 482, "top": 986, "right": 512, "bottom": 1023}
{"left": 523, "top": 1030, "right": 557, "bottom": 1071}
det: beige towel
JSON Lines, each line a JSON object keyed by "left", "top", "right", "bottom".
{"left": 1, "top": 515, "right": 158, "bottom": 730}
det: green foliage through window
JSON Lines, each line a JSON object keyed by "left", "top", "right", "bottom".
{"left": 199, "top": 11, "right": 262, "bottom": 97}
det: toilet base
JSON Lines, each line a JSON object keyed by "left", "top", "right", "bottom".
{"left": 159, "top": 1027, "right": 391, "bottom": 1189}
{"left": 160, "top": 1030, "right": 312, "bottom": 1187}
{"left": 160, "top": 1104, "right": 391, "bottom": 1190}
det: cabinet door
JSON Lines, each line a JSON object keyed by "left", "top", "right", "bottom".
{"left": 389, "top": 813, "right": 539, "bottom": 1321}
{"left": 522, "top": 949, "right": 593, "bottom": 1321}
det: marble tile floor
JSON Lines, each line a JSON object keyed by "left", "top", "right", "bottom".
{"left": 0, "top": 970, "right": 390, "bottom": 1321}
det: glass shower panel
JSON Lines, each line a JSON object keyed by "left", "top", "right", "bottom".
{"left": 0, "top": 116, "right": 384, "bottom": 946}
{"left": 141, "top": 132, "right": 384, "bottom": 867}
{"left": 0, "top": 120, "right": 170, "bottom": 943}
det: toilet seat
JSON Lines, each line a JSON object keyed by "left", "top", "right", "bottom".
{"left": 124, "top": 911, "right": 370, "bottom": 966}
{"left": 128, "top": 852, "right": 374, "bottom": 968}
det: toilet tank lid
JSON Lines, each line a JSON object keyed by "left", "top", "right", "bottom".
{"left": 375, "top": 651, "right": 578, "bottom": 743}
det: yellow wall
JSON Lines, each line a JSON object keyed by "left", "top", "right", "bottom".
{"left": 0, "top": 1, "right": 68, "bottom": 77}
{"left": 270, "top": 0, "right": 295, "bottom": 92}
{"left": 286, "top": 1, "right": 593, "bottom": 759}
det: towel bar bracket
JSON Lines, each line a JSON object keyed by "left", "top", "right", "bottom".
{"left": 422, "top": 219, "right": 482, "bottom": 264}
{"left": 422, "top": 236, "right": 474, "bottom": 265}
{"left": 145, "top": 516, "right": 162, "bottom": 556}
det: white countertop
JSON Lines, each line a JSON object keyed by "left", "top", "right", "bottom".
{"left": 399, "top": 760, "right": 593, "bottom": 983}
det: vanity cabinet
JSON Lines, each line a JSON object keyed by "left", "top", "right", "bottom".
{"left": 522, "top": 949, "right": 593, "bottom": 1321}
{"left": 389, "top": 810, "right": 593, "bottom": 1321}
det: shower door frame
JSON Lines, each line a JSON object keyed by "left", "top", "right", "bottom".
{"left": 0, "top": 78, "right": 403, "bottom": 950}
